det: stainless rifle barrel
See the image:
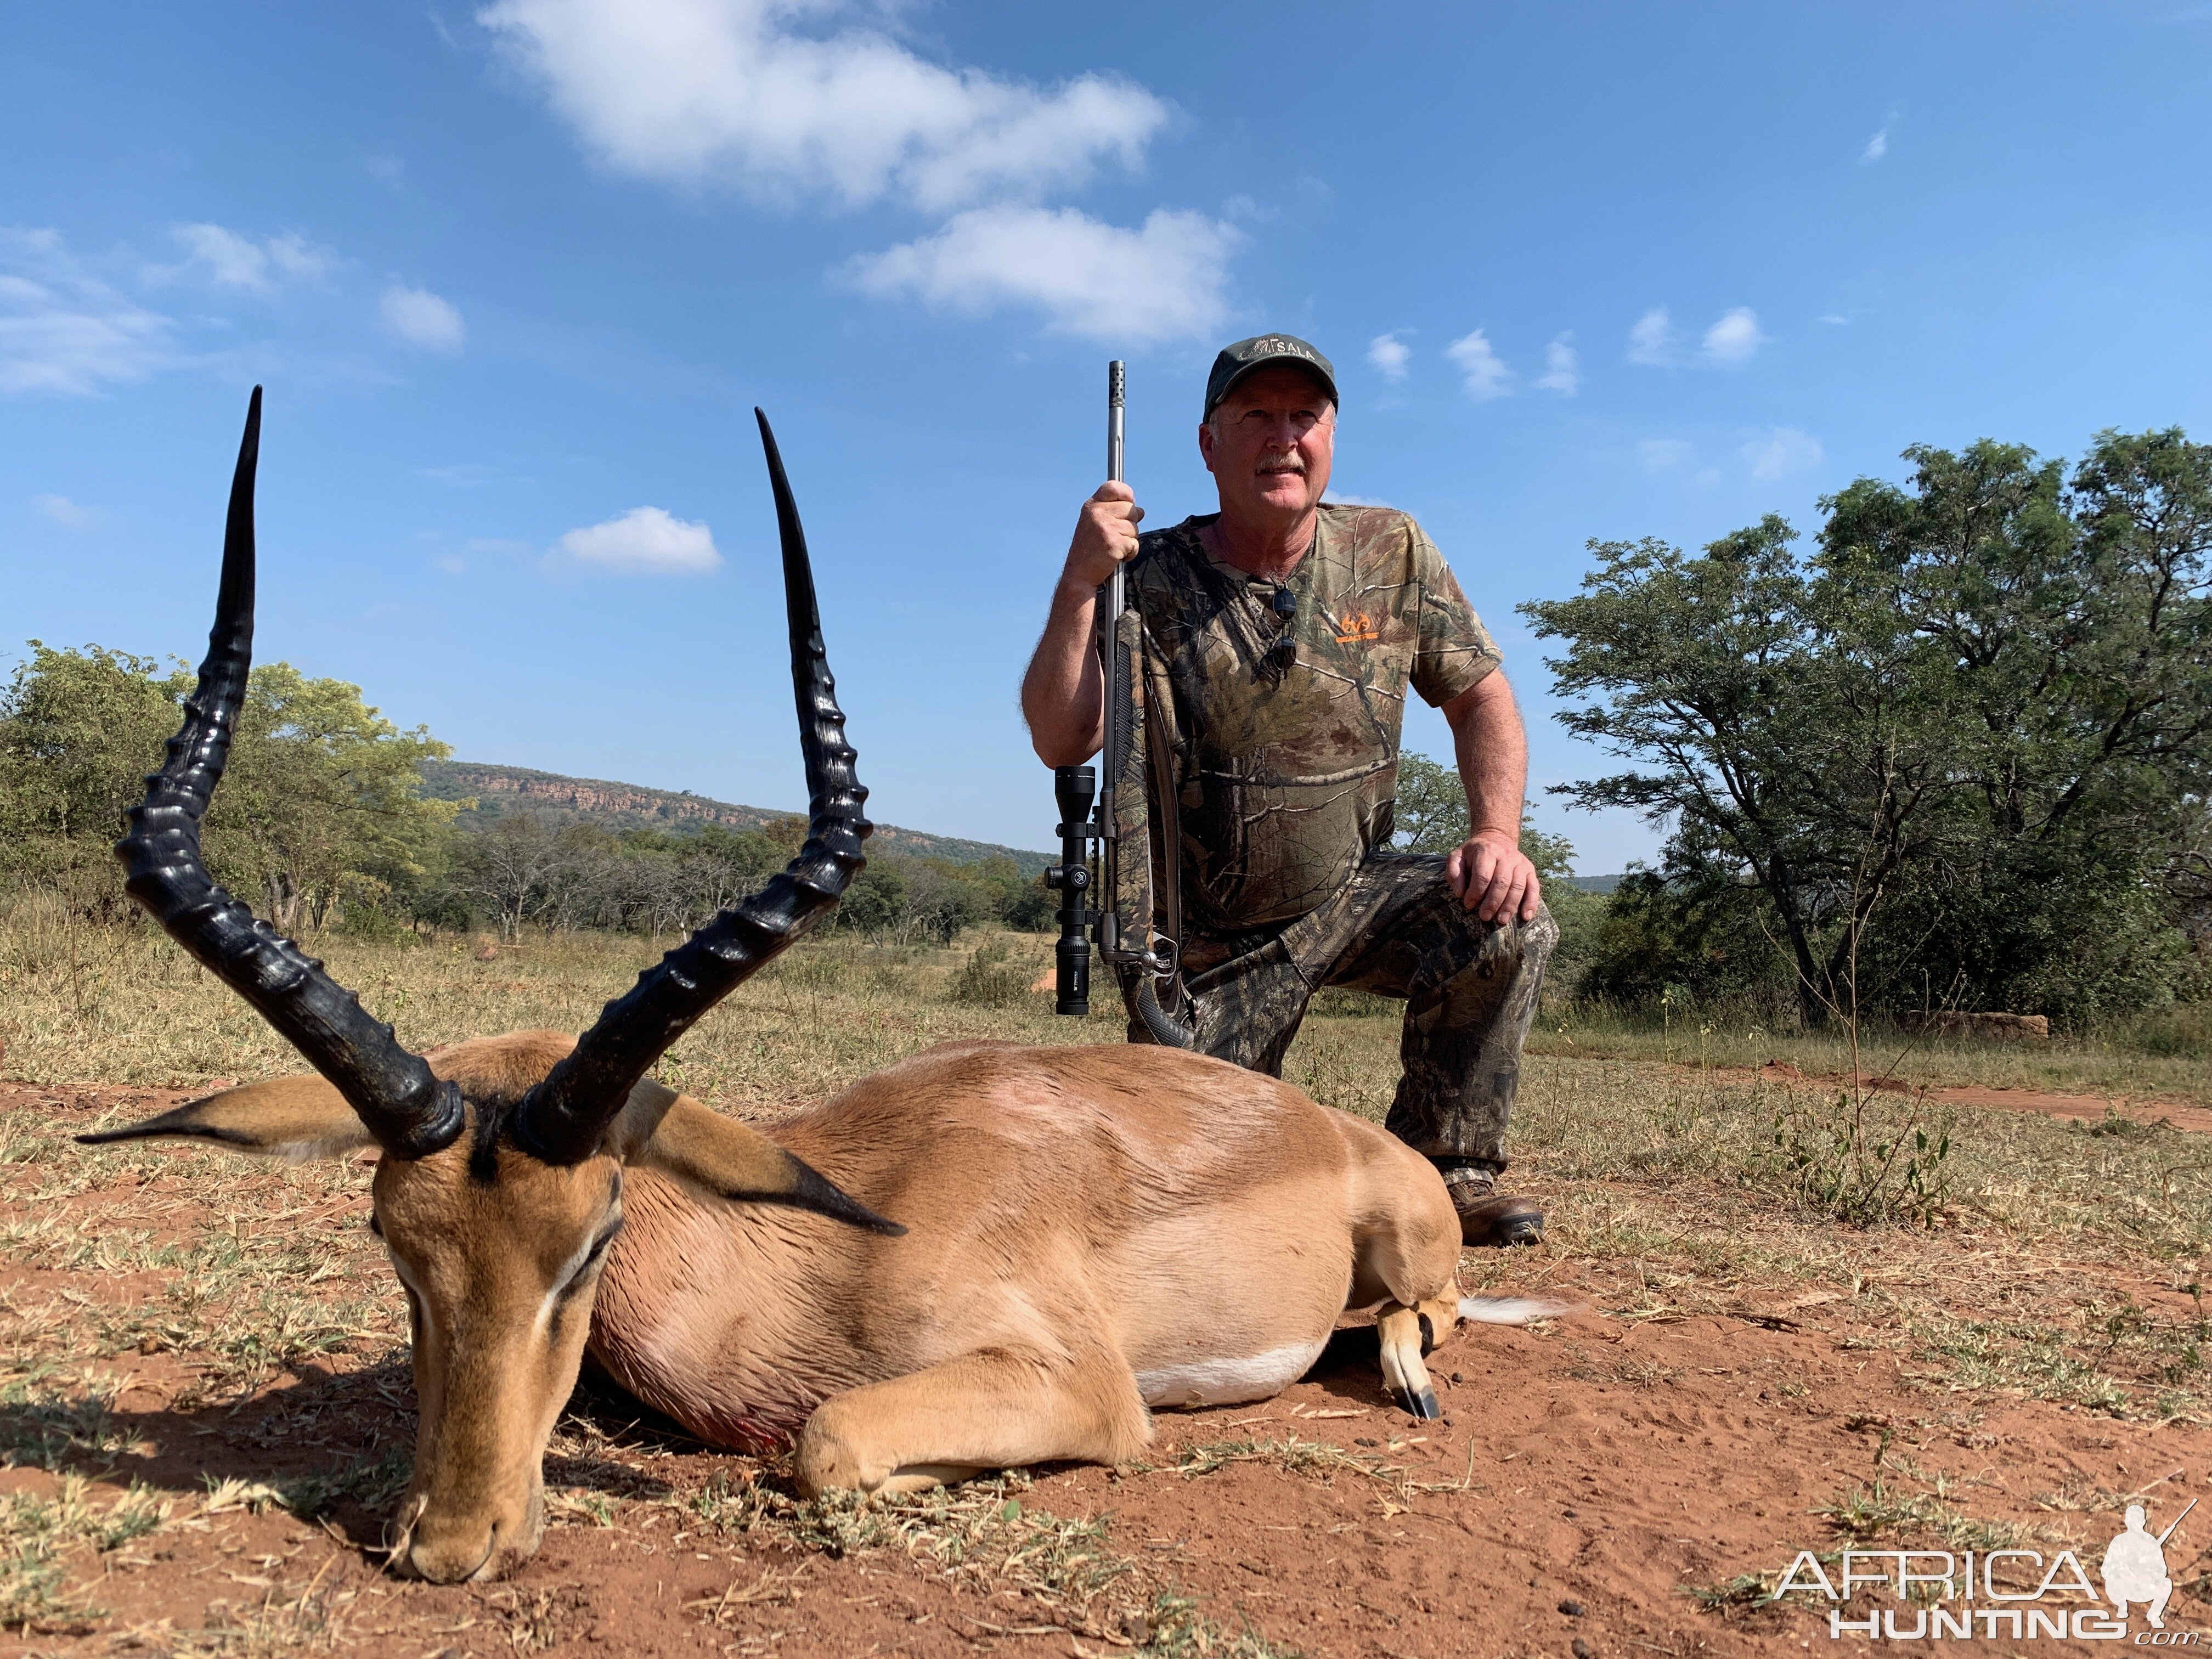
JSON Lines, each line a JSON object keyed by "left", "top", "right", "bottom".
{"left": 1098, "top": 360, "right": 1126, "bottom": 950}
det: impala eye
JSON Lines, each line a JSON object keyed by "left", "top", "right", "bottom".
{"left": 558, "top": 1216, "right": 624, "bottom": 1297}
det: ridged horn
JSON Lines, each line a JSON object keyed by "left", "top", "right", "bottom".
{"left": 512, "top": 410, "right": 871, "bottom": 1165}
{"left": 114, "top": 388, "right": 464, "bottom": 1160}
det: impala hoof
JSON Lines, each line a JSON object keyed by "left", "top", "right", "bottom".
{"left": 1399, "top": 1385, "right": 1441, "bottom": 1420}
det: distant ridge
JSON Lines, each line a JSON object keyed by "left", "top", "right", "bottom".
{"left": 420, "top": 760, "right": 1053, "bottom": 876}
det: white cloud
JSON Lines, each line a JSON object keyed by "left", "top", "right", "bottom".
{"left": 1861, "top": 127, "right": 1888, "bottom": 163}
{"left": 1637, "top": 438, "right": 1691, "bottom": 475}
{"left": 844, "top": 205, "right": 1235, "bottom": 344}
{"left": 1819, "top": 313, "right": 1849, "bottom": 325}
{"left": 0, "top": 228, "right": 173, "bottom": 396}
{"left": 168, "top": 223, "right": 334, "bottom": 290}
{"left": 432, "top": 554, "right": 467, "bottom": 574}
{"left": 1627, "top": 305, "right": 1674, "bottom": 366}
{"left": 1533, "top": 332, "right": 1579, "bottom": 394}
{"left": 366, "top": 150, "right": 405, "bottom": 187}
{"left": 1740, "top": 426, "right": 1824, "bottom": 480}
{"left": 1444, "top": 328, "right": 1510, "bottom": 399}
{"left": 478, "top": 0, "right": 1169, "bottom": 213}
{"left": 379, "top": 284, "right": 467, "bottom": 352}
{"left": 555, "top": 505, "right": 720, "bottom": 574}
{"left": 33, "top": 492, "right": 95, "bottom": 527}
{"left": 1322, "top": 491, "right": 1394, "bottom": 508}
{"left": 1367, "top": 331, "right": 1410, "bottom": 382}
{"left": 1703, "top": 307, "right": 1766, "bottom": 365}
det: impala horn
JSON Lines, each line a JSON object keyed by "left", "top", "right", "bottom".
{"left": 511, "top": 410, "right": 872, "bottom": 1166}
{"left": 97, "top": 388, "right": 465, "bottom": 1160}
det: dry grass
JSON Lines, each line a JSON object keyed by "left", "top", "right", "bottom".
{"left": 1524, "top": 1000, "right": 2212, "bottom": 1107}
{"left": 1, "top": 1475, "right": 167, "bottom": 1633}
{"left": 0, "top": 905, "right": 1118, "bottom": 1116}
{"left": 9, "top": 907, "right": 2212, "bottom": 1646}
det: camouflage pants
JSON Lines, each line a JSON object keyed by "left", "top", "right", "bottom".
{"left": 1126, "top": 852, "right": 1557, "bottom": 1169}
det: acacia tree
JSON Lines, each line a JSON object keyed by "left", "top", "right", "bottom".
{"left": 1523, "top": 518, "right": 1949, "bottom": 1026}
{"left": 1527, "top": 428, "right": 2212, "bottom": 1025}
{"left": 453, "top": 815, "right": 577, "bottom": 942}
{"left": 1818, "top": 432, "right": 2212, "bottom": 1016}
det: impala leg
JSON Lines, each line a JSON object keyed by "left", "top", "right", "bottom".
{"left": 1376, "top": 1295, "right": 1459, "bottom": 1420}
{"left": 794, "top": 1349, "right": 1150, "bottom": 1500}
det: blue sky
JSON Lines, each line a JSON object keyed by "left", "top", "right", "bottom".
{"left": 6, "top": 3, "right": 2209, "bottom": 872}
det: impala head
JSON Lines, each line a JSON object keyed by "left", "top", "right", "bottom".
{"left": 82, "top": 390, "right": 894, "bottom": 1583}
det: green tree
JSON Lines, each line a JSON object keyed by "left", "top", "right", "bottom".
{"left": 216, "top": 663, "right": 456, "bottom": 932}
{"left": 1390, "top": 751, "right": 1470, "bottom": 854}
{"left": 0, "top": 644, "right": 192, "bottom": 919}
{"left": 1525, "top": 428, "right": 2212, "bottom": 1026}
{"left": 0, "top": 644, "right": 456, "bottom": 936}
{"left": 1814, "top": 431, "right": 2212, "bottom": 1019}
{"left": 1390, "top": 749, "right": 1578, "bottom": 882}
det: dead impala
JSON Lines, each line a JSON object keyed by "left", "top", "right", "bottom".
{"left": 86, "top": 392, "right": 1541, "bottom": 1584}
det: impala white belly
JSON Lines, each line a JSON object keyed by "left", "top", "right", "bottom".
{"left": 1136, "top": 1337, "right": 1328, "bottom": 1408}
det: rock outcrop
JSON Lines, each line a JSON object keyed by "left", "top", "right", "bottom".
{"left": 1897, "top": 1011, "right": 2051, "bottom": 1042}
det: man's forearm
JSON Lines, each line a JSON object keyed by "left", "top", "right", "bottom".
{"left": 1448, "top": 674, "right": 1528, "bottom": 837}
{"left": 1021, "top": 577, "right": 1106, "bottom": 765}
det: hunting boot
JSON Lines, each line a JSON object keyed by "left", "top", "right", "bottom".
{"left": 1436, "top": 1159, "right": 1544, "bottom": 1248}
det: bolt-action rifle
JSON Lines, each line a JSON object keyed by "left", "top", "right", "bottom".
{"left": 1045, "top": 362, "right": 1197, "bottom": 1047}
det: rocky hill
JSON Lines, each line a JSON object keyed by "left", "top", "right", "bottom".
{"left": 419, "top": 760, "right": 1053, "bottom": 876}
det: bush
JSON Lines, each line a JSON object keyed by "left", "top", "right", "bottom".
{"left": 946, "top": 941, "right": 1030, "bottom": 1008}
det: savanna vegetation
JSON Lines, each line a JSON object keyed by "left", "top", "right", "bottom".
{"left": 1521, "top": 427, "right": 2212, "bottom": 1034}
{"left": 0, "top": 640, "right": 1052, "bottom": 961}
{"left": 7, "top": 428, "right": 2212, "bottom": 1654}
{"left": 8, "top": 426, "right": 2211, "bottom": 1066}
{"left": 9, "top": 919, "right": 2212, "bottom": 1649}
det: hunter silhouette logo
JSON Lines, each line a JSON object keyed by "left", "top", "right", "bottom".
{"left": 2102, "top": 1499, "right": 2191, "bottom": 1629}
{"left": 1335, "top": 611, "right": 1381, "bottom": 644}
{"left": 1770, "top": 1497, "right": 2200, "bottom": 1639}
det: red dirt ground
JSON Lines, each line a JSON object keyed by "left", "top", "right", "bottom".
{"left": 7, "top": 1077, "right": 2210, "bottom": 1657}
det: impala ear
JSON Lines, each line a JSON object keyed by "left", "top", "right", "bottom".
{"left": 610, "top": 1082, "right": 904, "bottom": 1236}
{"left": 77, "top": 1075, "right": 376, "bottom": 1162}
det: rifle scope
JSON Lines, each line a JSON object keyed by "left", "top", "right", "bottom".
{"left": 1044, "top": 764, "right": 1097, "bottom": 1015}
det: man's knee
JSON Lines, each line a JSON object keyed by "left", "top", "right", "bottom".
{"left": 1455, "top": 899, "right": 1556, "bottom": 975}
{"left": 1519, "top": 901, "right": 1559, "bottom": 965}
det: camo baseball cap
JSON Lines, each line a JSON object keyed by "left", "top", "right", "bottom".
{"left": 1203, "top": 334, "right": 1339, "bottom": 420}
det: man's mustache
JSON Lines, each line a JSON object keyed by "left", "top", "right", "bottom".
{"left": 1256, "top": 454, "right": 1307, "bottom": 476}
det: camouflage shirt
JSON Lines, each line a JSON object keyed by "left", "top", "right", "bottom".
{"left": 1127, "top": 505, "right": 1499, "bottom": 932}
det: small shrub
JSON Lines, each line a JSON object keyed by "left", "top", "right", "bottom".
{"left": 777, "top": 951, "right": 845, "bottom": 992}
{"left": 947, "top": 942, "right": 1029, "bottom": 1008}
{"left": 1771, "top": 1087, "right": 1954, "bottom": 1228}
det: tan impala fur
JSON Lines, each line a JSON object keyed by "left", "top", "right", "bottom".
{"left": 88, "top": 393, "right": 1514, "bottom": 1586}
{"left": 119, "top": 1029, "right": 1469, "bottom": 1578}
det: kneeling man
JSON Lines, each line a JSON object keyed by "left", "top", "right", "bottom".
{"left": 1021, "top": 334, "right": 1555, "bottom": 1246}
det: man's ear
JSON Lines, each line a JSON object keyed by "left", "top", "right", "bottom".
{"left": 77, "top": 1075, "right": 375, "bottom": 1163}
{"left": 607, "top": 1081, "right": 904, "bottom": 1236}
